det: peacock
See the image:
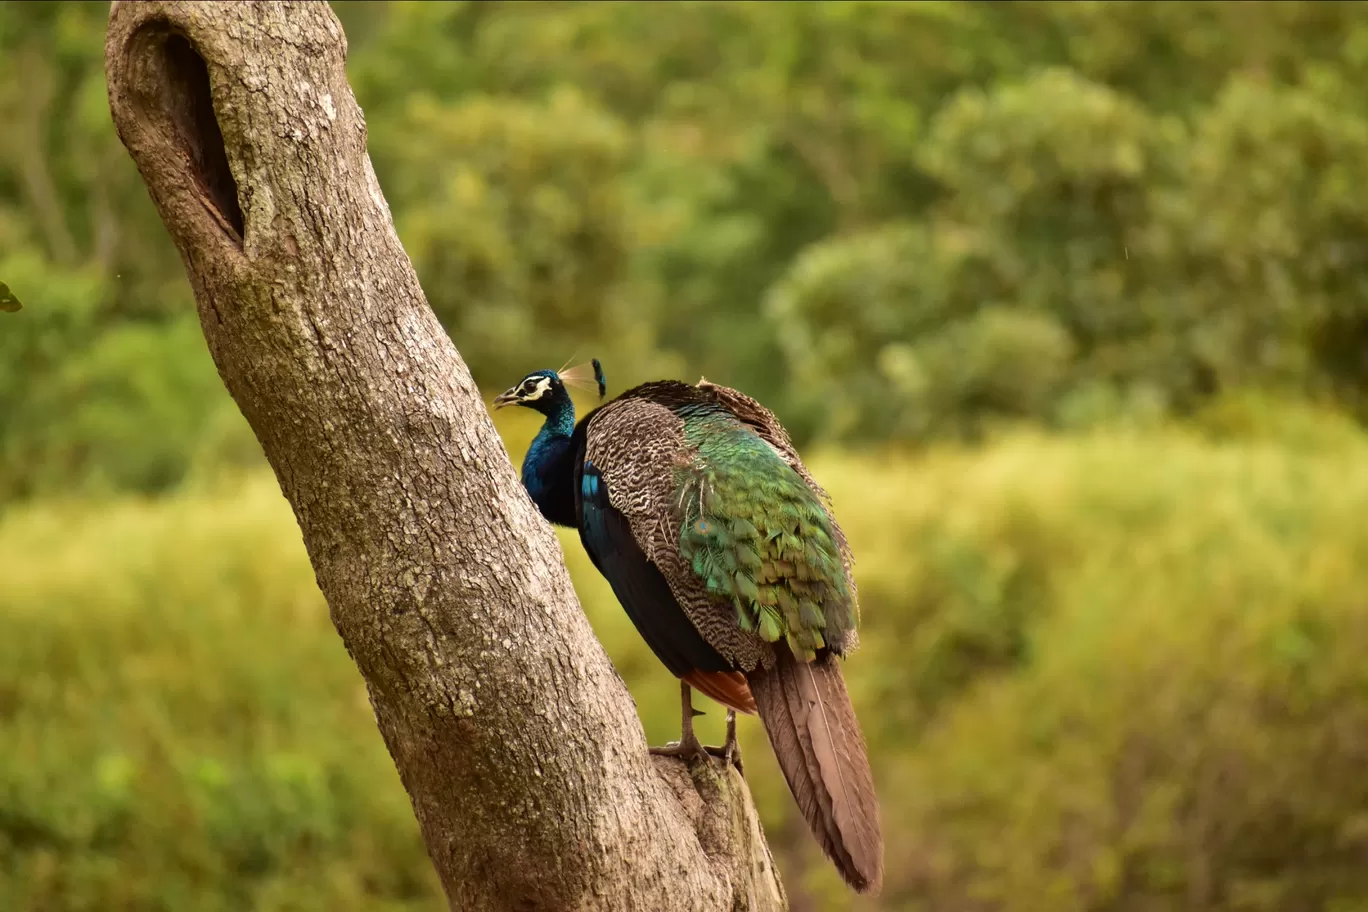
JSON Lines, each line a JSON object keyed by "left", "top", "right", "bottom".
{"left": 493, "top": 361, "right": 884, "bottom": 895}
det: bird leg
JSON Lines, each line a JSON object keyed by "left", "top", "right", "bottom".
{"left": 648, "top": 681, "right": 708, "bottom": 764}
{"left": 704, "top": 709, "right": 745, "bottom": 776}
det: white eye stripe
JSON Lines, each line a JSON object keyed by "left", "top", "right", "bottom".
{"left": 522, "top": 376, "right": 552, "bottom": 399}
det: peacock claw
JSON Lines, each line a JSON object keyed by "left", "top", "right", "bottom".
{"left": 702, "top": 743, "right": 743, "bottom": 775}
{"left": 649, "top": 735, "right": 709, "bottom": 765}
{"left": 710, "top": 709, "right": 744, "bottom": 775}
{"left": 651, "top": 737, "right": 742, "bottom": 773}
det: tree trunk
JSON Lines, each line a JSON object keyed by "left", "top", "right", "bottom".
{"left": 103, "top": 3, "right": 788, "bottom": 910}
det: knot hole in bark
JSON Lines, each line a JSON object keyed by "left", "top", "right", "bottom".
{"left": 128, "top": 23, "right": 245, "bottom": 245}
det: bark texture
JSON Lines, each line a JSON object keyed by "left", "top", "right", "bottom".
{"left": 103, "top": 3, "right": 788, "bottom": 910}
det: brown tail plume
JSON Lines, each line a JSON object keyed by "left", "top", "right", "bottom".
{"left": 747, "top": 650, "right": 884, "bottom": 894}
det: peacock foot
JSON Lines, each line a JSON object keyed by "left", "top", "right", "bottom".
{"left": 704, "top": 709, "right": 744, "bottom": 775}
{"left": 650, "top": 737, "right": 742, "bottom": 773}
{"left": 649, "top": 731, "right": 709, "bottom": 765}
{"left": 650, "top": 681, "right": 744, "bottom": 771}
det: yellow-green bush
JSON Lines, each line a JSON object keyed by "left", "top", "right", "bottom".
{"left": 0, "top": 479, "right": 441, "bottom": 912}
{"left": 820, "top": 431, "right": 1368, "bottom": 910}
{"left": 6, "top": 424, "right": 1368, "bottom": 910}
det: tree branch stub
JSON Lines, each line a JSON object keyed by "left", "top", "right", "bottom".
{"left": 104, "top": 2, "right": 787, "bottom": 909}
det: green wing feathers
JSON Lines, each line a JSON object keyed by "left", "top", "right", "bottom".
{"left": 675, "top": 409, "right": 853, "bottom": 660}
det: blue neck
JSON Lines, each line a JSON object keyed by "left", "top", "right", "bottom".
{"left": 521, "top": 394, "right": 578, "bottom": 527}
{"left": 538, "top": 394, "right": 577, "bottom": 441}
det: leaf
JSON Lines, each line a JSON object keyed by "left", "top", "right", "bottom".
{"left": 0, "top": 281, "right": 22, "bottom": 312}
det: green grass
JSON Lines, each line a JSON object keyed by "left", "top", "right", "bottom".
{"left": 5, "top": 419, "right": 1368, "bottom": 910}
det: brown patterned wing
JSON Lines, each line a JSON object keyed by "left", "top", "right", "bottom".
{"left": 581, "top": 396, "right": 768, "bottom": 672}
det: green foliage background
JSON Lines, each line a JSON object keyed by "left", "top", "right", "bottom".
{"left": 5, "top": 1, "right": 1368, "bottom": 909}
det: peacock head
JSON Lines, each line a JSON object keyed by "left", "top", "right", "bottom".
{"left": 493, "top": 369, "right": 567, "bottom": 416}
{"left": 493, "top": 360, "right": 606, "bottom": 415}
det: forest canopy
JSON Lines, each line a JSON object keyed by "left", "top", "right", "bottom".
{"left": 5, "top": 1, "right": 1368, "bottom": 501}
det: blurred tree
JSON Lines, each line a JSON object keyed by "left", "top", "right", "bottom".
{"left": 0, "top": 1, "right": 244, "bottom": 502}
{"left": 6, "top": 0, "right": 1368, "bottom": 486}
{"left": 1164, "top": 72, "right": 1368, "bottom": 410}
{"left": 376, "top": 86, "right": 644, "bottom": 384}
{"left": 0, "top": 1, "right": 185, "bottom": 314}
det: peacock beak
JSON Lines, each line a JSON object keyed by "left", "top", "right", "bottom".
{"left": 493, "top": 388, "right": 520, "bottom": 409}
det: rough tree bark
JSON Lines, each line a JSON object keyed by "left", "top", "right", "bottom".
{"left": 103, "top": 3, "right": 788, "bottom": 910}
